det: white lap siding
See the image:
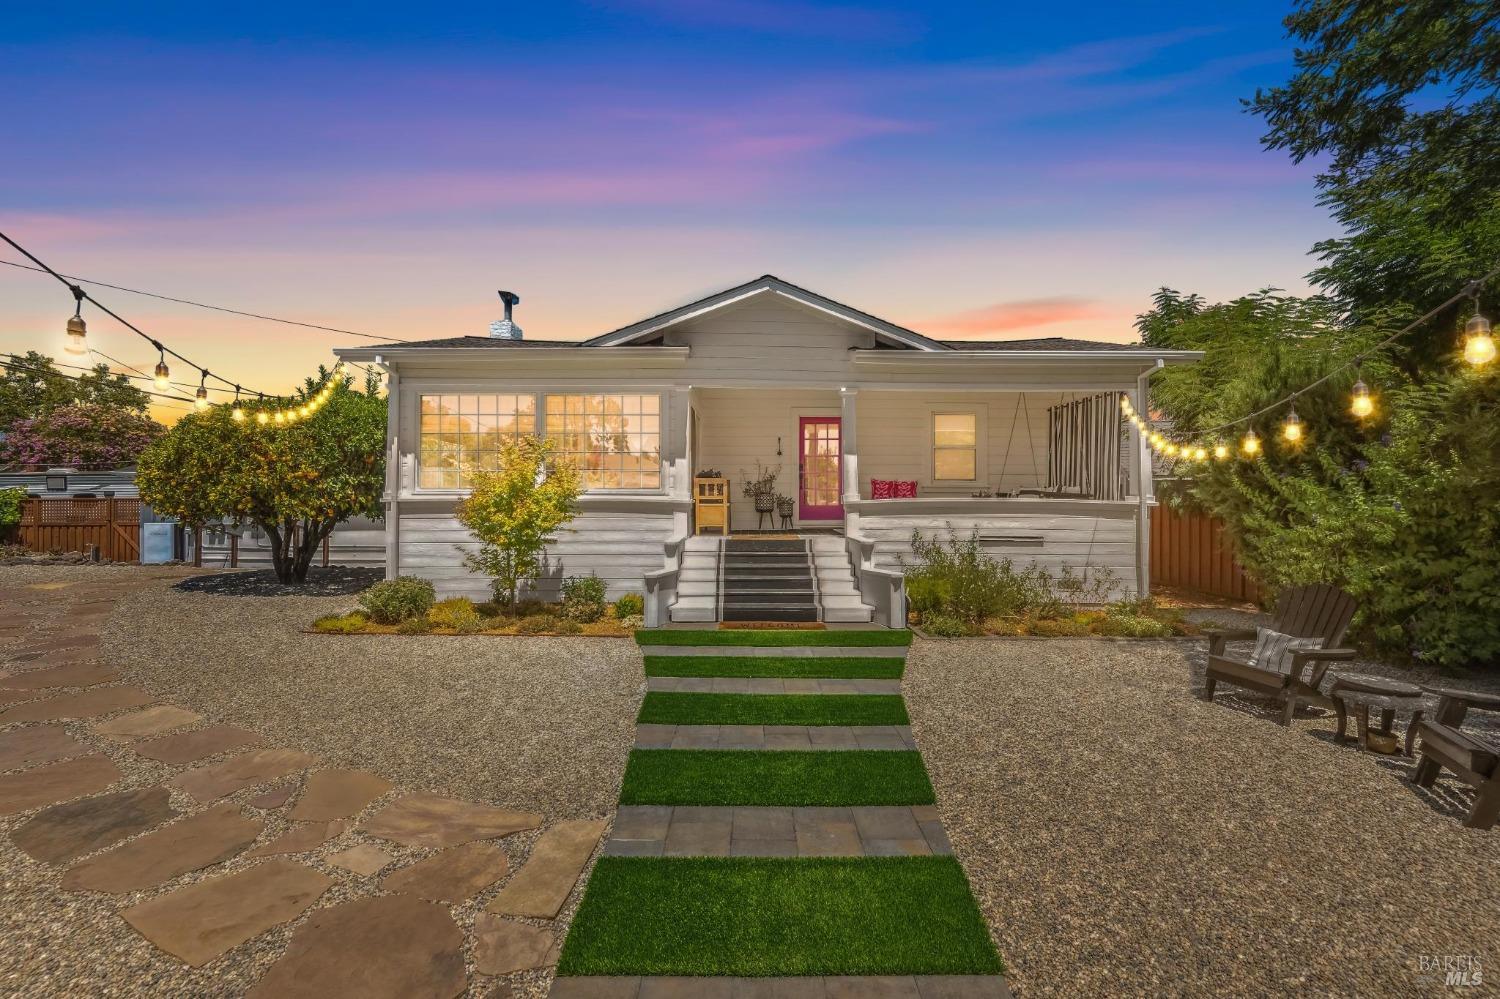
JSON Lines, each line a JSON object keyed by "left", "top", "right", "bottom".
{"left": 397, "top": 506, "right": 675, "bottom": 601}
{"left": 855, "top": 504, "right": 1139, "bottom": 600}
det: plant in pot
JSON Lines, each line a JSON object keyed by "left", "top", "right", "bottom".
{"left": 776, "top": 493, "right": 795, "bottom": 520}
{"left": 740, "top": 461, "right": 779, "bottom": 514}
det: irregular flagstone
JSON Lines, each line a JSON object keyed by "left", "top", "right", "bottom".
{"left": 62, "top": 803, "right": 264, "bottom": 893}
{"left": 486, "top": 818, "right": 607, "bottom": 919}
{"left": 121, "top": 859, "right": 331, "bottom": 967}
{"left": 246, "top": 820, "right": 349, "bottom": 858}
{"left": 0, "top": 724, "right": 87, "bottom": 770}
{"left": 328, "top": 843, "right": 394, "bottom": 876}
{"left": 381, "top": 842, "right": 510, "bottom": 903}
{"left": 5, "top": 633, "right": 101, "bottom": 659}
{"left": 246, "top": 894, "right": 466, "bottom": 999}
{"left": 0, "top": 755, "right": 122, "bottom": 815}
{"left": 287, "top": 768, "right": 393, "bottom": 821}
{"left": 0, "top": 662, "right": 120, "bottom": 690}
{"left": 171, "top": 748, "right": 320, "bottom": 803}
{"left": 11, "top": 786, "right": 176, "bottom": 865}
{"left": 130, "top": 725, "right": 265, "bottom": 765}
{"left": 362, "top": 793, "right": 543, "bottom": 849}
{"left": 0, "top": 686, "right": 155, "bottom": 726}
{"left": 0, "top": 689, "right": 38, "bottom": 706}
{"left": 471, "top": 915, "right": 556, "bottom": 975}
{"left": 93, "top": 705, "right": 204, "bottom": 741}
{"left": 248, "top": 786, "right": 296, "bottom": 809}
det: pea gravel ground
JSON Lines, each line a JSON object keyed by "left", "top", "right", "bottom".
{"left": 904, "top": 636, "right": 1499, "bottom": 998}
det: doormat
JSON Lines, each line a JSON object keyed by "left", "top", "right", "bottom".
{"left": 718, "top": 621, "right": 828, "bottom": 631}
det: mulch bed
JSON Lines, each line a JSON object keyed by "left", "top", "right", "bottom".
{"left": 173, "top": 566, "right": 383, "bottom": 597}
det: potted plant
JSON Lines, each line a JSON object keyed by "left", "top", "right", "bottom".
{"left": 740, "top": 461, "right": 779, "bottom": 514}
{"left": 776, "top": 493, "right": 795, "bottom": 520}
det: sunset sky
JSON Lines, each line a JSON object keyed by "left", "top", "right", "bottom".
{"left": 1, "top": 1, "right": 1329, "bottom": 419}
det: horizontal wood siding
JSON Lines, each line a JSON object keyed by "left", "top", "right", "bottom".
{"left": 399, "top": 506, "right": 674, "bottom": 601}
{"left": 859, "top": 508, "right": 1139, "bottom": 599}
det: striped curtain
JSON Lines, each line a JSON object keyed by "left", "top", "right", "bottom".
{"left": 1046, "top": 392, "right": 1129, "bottom": 500}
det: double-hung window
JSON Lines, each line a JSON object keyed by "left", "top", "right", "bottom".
{"left": 932, "top": 412, "right": 978, "bottom": 481}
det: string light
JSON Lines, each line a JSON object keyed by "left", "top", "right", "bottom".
{"left": 255, "top": 411, "right": 269, "bottom": 425}
{"left": 1242, "top": 429, "right": 1261, "bottom": 455}
{"left": 231, "top": 385, "right": 245, "bottom": 422}
{"left": 64, "top": 285, "right": 88, "bottom": 356}
{"left": 194, "top": 369, "right": 210, "bottom": 411}
{"left": 153, "top": 345, "right": 171, "bottom": 390}
{"left": 1282, "top": 405, "right": 1304, "bottom": 442}
{"left": 1213, "top": 444, "right": 1229, "bottom": 460}
{"left": 1191, "top": 446, "right": 1207, "bottom": 461}
{"left": 1349, "top": 377, "right": 1374, "bottom": 419}
{"left": 1465, "top": 296, "right": 1495, "bottom": 366}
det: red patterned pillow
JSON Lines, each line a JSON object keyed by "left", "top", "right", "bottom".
{"left": 870, "top": 478, "right": 894, "bottom": 499}
{"left": 894, "top": 480, "right": 918, "bottom": 498}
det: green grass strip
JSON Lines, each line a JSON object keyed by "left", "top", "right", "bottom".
{"left": 638, "top": 692, "right": 909, "bottom": 727}
{"left": 636, "top": 629, "right": 912, "bottom": 648}
{"left": 619, "top": 749, "right": 934, "bottom": 806}
{"left": 643, "top": 655, "right": 905, "bottom": 679}
{"left": 557, "top": 856, "right": 1003, "bottom": 976}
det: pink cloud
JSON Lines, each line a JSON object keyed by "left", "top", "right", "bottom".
{"left": 922, "top": 297, "right": 1111, "bottom": 336}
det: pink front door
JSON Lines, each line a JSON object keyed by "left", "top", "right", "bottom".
{"left": 798, "top": 417, "right": 843, "bottom": 521}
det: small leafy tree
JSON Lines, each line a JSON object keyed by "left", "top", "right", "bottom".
{"left": 0, "top": 352, "right": 150, "bottom": 430}
{"left": 455, "top": 435, "right": 581, "bottom": 612}
{"left": 138, "top": 376, "right": 386, "bottom": 583}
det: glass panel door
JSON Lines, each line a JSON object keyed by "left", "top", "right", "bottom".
{"left": 798, "top": 417, "right": 843, "bottom": 521}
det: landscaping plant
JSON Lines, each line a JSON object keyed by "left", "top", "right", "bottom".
{"left": 612, "top": 592, "right": 645, "bottom": 619}
{"left": 454, "top": 435, "right": 581, "bottom": 613}
{"left": 358, "top": 576, "right": 436, "bottom": 624}
{"left": 561, "top": 573, "right": 608, "bottom": 623}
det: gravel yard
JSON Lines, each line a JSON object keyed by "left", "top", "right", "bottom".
{"left": 905, "top": 635, "right": 1499, "bottom": 998}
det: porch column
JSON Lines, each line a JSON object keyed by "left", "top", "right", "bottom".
{"left": 1134, "top": 365, "right": 1160, "bottom": 598}
{"left": 666, "top": 387, "right": 693, "bottom": 537}
{"left": 840, "top": 388, "right": 860, "bottom": 504}
{"left": 382, "top": 362, "right": 401, "bottom": 581}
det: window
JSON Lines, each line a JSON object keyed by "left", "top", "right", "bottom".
{"left": 418, "top": 394, "right": 536, "bottom": 489}
{"left": 933, "top": 412, "right": 977, "bottom": 480}
{"left": 545, "top": 394, "right": 662, "bottom": 490}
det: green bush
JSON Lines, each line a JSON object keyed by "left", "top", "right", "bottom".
{"left": 358, "top": 576, "right": 435, "bottom": 624}
{"left": 612, "top": 592, "right": 645, "bottom": 618}
{"left": 904, "top": 575, "right": 952, "bottom": 616}
{"left": 920, "top": 612, "right": 977, "bottom": 638}
{"left": 517, "top": 614, "right": 581, "bottom": 635}
{"left": 311, "top": 612, "right": 368, "bottom": 634}
{"left": 429, "top": 597, "right": 484, "bottom": 633}
{"left": 0, "top": 486, "right": 25, "bottom": 529}
{"left": 396, "top": 615, "right": 434, "bottom": 635}
{"left": 561, "top": 574, "right": 608, "bottom": 623}
{"left": 902, "top": 529, "right": 1068, "bottom": 625}
{"left": 1094, "top": 613, "right": 1173, "bottom": 638}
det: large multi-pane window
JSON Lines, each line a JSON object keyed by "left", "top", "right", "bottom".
{"left": 418, "top": 394, "right": 536, "bottom": 489}
{"left": 932, "top": 412, "right": 978, "bottom": 480}
{"left": 545, "top": 394, "right": 661, "bottom": 490}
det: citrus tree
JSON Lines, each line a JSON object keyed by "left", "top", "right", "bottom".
{"left": 137, "top": 375, "right": 385, "bottom": 583}
{"left": 455, "top": 435, "right": 581, "bottom": 611}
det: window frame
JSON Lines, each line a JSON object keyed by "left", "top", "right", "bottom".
{"left": 542, "top": 392, "right": 665, "bottom": 494}
{"left": 926, "top": 406, "right": 986, "bottom": 486}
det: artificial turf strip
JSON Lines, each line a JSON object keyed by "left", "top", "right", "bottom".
{"left": 635, "top": 629, "right": 913, "bottom": 648}
{"left": 638, "top": 692, "right": 909, "bottom": 727}
{"left": 642, "top": 655, "right": 906, "bottom": 679}
{"left": 556, "top": 856, "right": 1003, "bottom": 976}
{"left": 618, "top": 750, "right": 935, "bottom": 806}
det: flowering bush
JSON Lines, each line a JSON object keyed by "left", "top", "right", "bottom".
{"left": 0, "top": 404, "right": 162, "bottom": 469}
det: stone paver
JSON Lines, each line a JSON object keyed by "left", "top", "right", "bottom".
{"left": 171, "top": 748, "right": 321, "bottom": 802}
{"left": 288, "top": 768, "right": 393, "bottom": 821}
{"left": 0, "top": 689, "right": 37, "bottom": 706}
{"left": 362, "top": 793, "right": 542, "bottom": 849}
{"left": 122, "top": 859, "right": 332, "bottom": 967}
{"left": 0, "top": 754, "right": 121, "bottom": 815}
{"left": 381, "top": 842, "right": 510, "bottom": 902}
{"left": 12, "top": 786, "right": 176, "bottom": 865}
{"left": 636, "top": 725, "right": 915, "bottom": 751}
{"left": 487, "top": 817, "right": 607, "bottom": 918}
{"left": 62, "top": 802, "right": 264, "bottom": 893}
{"left": 246, "top": 820, "right": 349, "bottom": 858}
{"left": 472, "top": 914, "right": 556, "bottom": 975}
{"left": 0, "top": 662, "right": 119, "bottom": 689}
{"left": 130, "top": 725, "right": 265, "bottom": 765}
{"left": 246, "top": 894, "right": 466, "bottom": 999}
{"left": 646, "top": 677, "right": 903, "bottom": 694}
{"left": 248, "top": 786, "right": 296, "bottom": 809}
{"left": 0, "top": 686, "right": 154, "bottom": 726}
{"left": 0, "top": 724, "right": 87, "bottom": 770}
{"left": 4, "top": 633, "right": 101, "bottom": 660}
{"left": 328, "top": 843, "right": 395, "bottom": 876}
{"left": 602, "top": 806, "right": 949, "bottom": 859}
{"left": 92, "top": 705, "right": 204, "bottom": 741}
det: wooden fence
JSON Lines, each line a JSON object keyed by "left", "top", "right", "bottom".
{"left": 18, "top": 498, "right": 142, "bottom": 563}
{"left": 1150, "top": 505, "right": 1261, "bottom": 603}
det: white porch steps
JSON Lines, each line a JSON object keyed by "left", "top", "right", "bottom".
{"left": 667, "top": 535, "right": 875, "bottom": 623}
{"left": 668, "top": 536, "right": 721, "bottom": 622}
{"left": 809, "top": 536, "right": 874, "bottom": 623}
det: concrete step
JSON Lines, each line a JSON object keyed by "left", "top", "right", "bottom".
{"left": 822, "top": 604, "right": 875, "bottom": 623}
{"left": 723, "top": 591, "right": 817, "bottom": 606}
{"left": 722, "top": 605, "right": 819, "bottom": 622}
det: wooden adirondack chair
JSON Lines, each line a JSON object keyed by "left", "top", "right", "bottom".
{"left": 1200, "top": 584, "right": 1360, "bottom": 726}
{"left": 1411, "top": 687, "right": 1500, "bottom": 830}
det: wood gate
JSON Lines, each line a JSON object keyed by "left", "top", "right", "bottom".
{"left": 1149, "top": 505, "right": 1260, "bottom": 603}
{"left": 18, "top": 498, "right": 142, "bottom": 562}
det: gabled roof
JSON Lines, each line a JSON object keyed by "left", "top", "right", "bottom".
{"left": 361, "top": 335, "right": 576, "bottom": 349}
{"left": 937, "top": 337, "right": 1146, "bottom": 352}
{"left": 582, "top": 274, "right": 946, "bottom": 351}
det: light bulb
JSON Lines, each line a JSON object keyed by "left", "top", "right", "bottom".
{"left": 1349, "top": 380, "right": 1374, "bottom": 419}
{"left": 1164, "top": 443, "right": 1179, "bottom": 457}
{"left": 1192, "top": 446, "right": 1207, "bottom": 461}
{"left": 1242, "top": 430, "right": 1261, "bottom": 455}
{"left": 256, "top": 411, "right": 269, "bottom": 425}
{"left": 1283, "top": 407, "right": 1303, "bottom": 442}
{"left": 274, "top": 411, "right": 286, "bottom": 424}
{"left": 232, "top": 406, "right": 245, "bottom": 422}
{"left": 1213, "top": 444, "right": 1229, "bottom": 460}
{"left": 299, "top": 405, "right": 310, "bottom": 418}
{"left": 154, "top": 359, "right": 171, "bottom": 390}
{"left": 64, "top": 314, "right": 88, "bottom": 356}
{"left": 1465, "top": 313, "right": 1495, "bottom": 366}
{"left": 194, "top": 387, "right": 209, "bottom": 411}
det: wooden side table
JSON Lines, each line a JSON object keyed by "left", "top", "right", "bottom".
{"left": 1328, "top": 673, "right": 1425, "bottom": 754}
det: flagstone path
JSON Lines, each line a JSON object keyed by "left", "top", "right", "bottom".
{"left": 1, "top": 573, "right": 610, "bottom": 996}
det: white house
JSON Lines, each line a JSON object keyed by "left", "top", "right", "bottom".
{"left": 335, "top": 276, "right": 1200, "bottom": 627}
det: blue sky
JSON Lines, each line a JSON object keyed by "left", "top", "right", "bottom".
{"left": 1, "top": 1, "right": 1327, "bottom": 408}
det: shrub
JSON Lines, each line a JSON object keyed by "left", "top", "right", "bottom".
{"left": 396, "top": 615, "right": 433, "bottom": 635}
{"left": 514, "top": 598, "right": 548, "bottom": 616}
{"left": 359, "top": 576, "right": 435, "bottom": 624}
{"left": 516, "top": 614, "right": 581, "bottom": 635}
{"left": 618, "top": 613, "right": 644, "bottom": 630}
{"left": 561, "top": 574, "right": 608, "bottom": 623}
{"left": 429, "top": 597, "right": 484, "bottom": 633}
{"left": 1024, "top": 614, "right": 1093, "bottom": 637}
{"left": 901, "top": 529, "right": 1063, "bottom": 625}
{"left": 1093, "top": 613, "right": 1174, "bottom": 638}
{"left": 904, "top": 576, "right": 952, "bottom": 616}
{"left": 0, "top": 486, "right": 25, "bottom": 529}
{"left": 312, "top": 612, "right": 368, "bottom": 634}
{"left": 476, "top": 601, "right": 505, "bottom": 618}
{"left": 612, "top": 592, "right": 645, "bottom": 618}
{"left": 920, "top": 612, "right": 976, "bottom": 638}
